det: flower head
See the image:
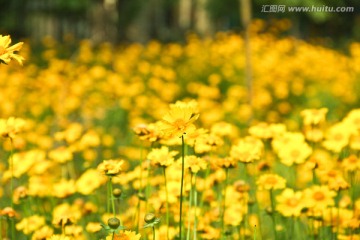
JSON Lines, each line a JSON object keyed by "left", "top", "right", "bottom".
{"left": 256, "top": 174, "right": 286, "bottom": 190}
{"left": 159, "top": 100, "right": 199, "bottom": 138}
{"left": 147, "top": 146, "right": 178, "bottom": 167}
{"left": 97, "top": 159, "right": 124, "bottom": 176}
{"left": 0, "top": 117, "right": 27, "bottom": 139}
{"left": 0, "top": 35, "right": 24, "bottom": 65}
{"left": 276, "top": 188, "right": 304, "bottom": 217}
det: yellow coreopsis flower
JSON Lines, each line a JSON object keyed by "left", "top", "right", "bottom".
{"left": 183, "top": 155, "right": 207, "bottom": 173}
{"left": 256, "top": 174, "right": 286, "bottom": 190}
{"left": 159, "top": 100, "right": 199, "bottom": 138}
{"left": 302, "top": 185, "right": 336, "bottom": 211}
{"left": 0, "top": 35, "right": 24, "bottom": 65}
{"left": 147, "top": 146, "right": 178, "bottom": 167}
{"left": 276, "top": 188, "right": 304, "bottom": 217}
{"left": 97, "top": 159, "right": 124, "bottom": 176}
{"left": 230, "top": 136, "right": 263, "bottom": 163}
{"left": 300, "top": 108, "right": 328, "bottom": 125}
{"left": 16, "top": 215, "right": 46, "bottom": 234}
{"left": 0, "top": 117, "right": 27, "bottom": 139}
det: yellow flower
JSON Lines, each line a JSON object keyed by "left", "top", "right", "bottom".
{"left": 76, "top": 169, "right": 106, "bottom": 195}
{"left": 52, "top": 179, "right": 76, "bottom": 198}
{"left": 48, "top": 146, "right": 73, "bottom": 164}
{"left": 85, "top": 222, "right": 102, "bottom": 233}
{"left": 256, "top": 174, "right": 286, "bottom": 190}
{"left": 31, "top": 226, "right": 54, "bottom": 240}
{"left": 159, "top": 100, "right": 199, "bottom": 137}
{"left": 277, "top": 141, "right": 312, "bottom": 166}
{"left": 300, "top": 108, "right": 328, "bottom": 125}
{"left": 0, "top": 117, "right": 27, "bottom": 139}
{"left": 147, "top": 146, "right": 178, "bottom": 167}
{"left": 46, "top": 235, "right": 71, "bottom": 240}
{"left": 106, "top": 230, "right": 141, "bottom": 240}
{"left": 0, "top": 35, "right": 24, "bottom": 65}
{"left": 230, "top": 136, "right": 263, "bottom": 163}
{"left": 302, "top": 185, "right": 336, "bottom": 211}
{"left": 183, "top": 155, "right": 207, "bottom": 173}
{"left": 97, "top": 159, "right": 124, "bottom": 176}
{"left": 341, "top": 154, "right": 360, "bottom": 172}
{"left": 276, "top": 188, "right": 304, "bottom": 217}
{"left": 16, "top": 215, "right": 46, "bottom": 234}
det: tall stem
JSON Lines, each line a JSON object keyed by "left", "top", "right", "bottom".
{"left": 193, "top": 173, "right": 198, "bottom": 240}
{"left": 270, "top": 189, "right": 277, "bottom": 240}
{"left": 179, "top": 135, "right": 185, "bottom": 239}
{"left": 152, "top": 226, "right": 156, "bottom": 240}
{"left": 163, "top": 167, "right": 170, "bottom": 240}
{"left": 109, "top": 177, "right": 116, "bottom": 217}
{"left": 221, "top": 168, "right": 229, "bottom": 239}
{"left": 187, "top": 173, "right": 193, "bottom": 240}
{"left": 9, "top": 138, "right": 15, "bottom": 240}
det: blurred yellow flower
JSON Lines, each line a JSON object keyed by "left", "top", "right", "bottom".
{"left": 16, "top": 215, "right": 46, "bottom": 234}
{"left": 183, "top": 155, "right": 207, "bottom": 173}
{"left": 276, "top": 188, "right": 304, "bottom": 217}
{"left": 0, "top": 117, "right": 27, "bottom": 139}
{"left": 302, "top": 185, "right": 336, "bottom": 211}
{"left": 277, "top": 141, "right": 312, "bottom": 166}
{"left": 32, "top": 225, "right": 54, "bottom": 240}
{"left": 76, "top": 168, "right": 106, "bottom": 195}
{"left": 46, "top": 235, "right": 71, "bottom": 240}
{"left": 300, "top": 108, "right": 328, "bottom": 125}
{"left": 106, "top": 230, "right": 141, "bottom": 240}
{"left": 85, "top": 222, "right": 102, "bottom": 233}
{"left": 147, "top": 146, "right": 178, "bottom": 167}
{"left": 0, "top": 35, "right": 24, "bottom": 65}
{"left": 97, "top": 159, "right": 124, "bottom": 176}
{"left": 230, "top": 136, "right": 263, "bottom": 163}
{"left": 256, "top": 174, "right": 286, "bottom": 190}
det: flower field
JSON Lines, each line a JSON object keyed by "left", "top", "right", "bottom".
{"left": 1, "top": 21, "right": 360, "bottom": 239}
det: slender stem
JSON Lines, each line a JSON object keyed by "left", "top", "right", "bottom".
{"left": 0, "top": 217, "right": 2, "bottom": 240}
{"left": 153, "top": 226, "right": 156, "bottom": 240}
{"left": 221, "top": 168, "right": 229, "bottom": 239}
{"left": 270, "top": 189, "right": 277, "bottom": 240}
{"left": 109, "top": 177, "right": 116, "bottom": 217}
{"left": 179, "top": 135, "right": 185, "bottom": 240}
{"left": 107, "top": 177, "right": 111, "bottom": 213}
{"left": 187, "top": 173, "right": 193, "bottom": 240}
{"left": 9, "top": 138, "right": 14, "bottom": 209}
{"left": 9, "top": 138, "right": 15, "bottom": 240}
{"left": 163, "top": 167, "right": 170, "bottom": 240}
{"left": 193, "top": 173, "right": 198, "bottom": 240}
{"left": 254, "top": 225, "right": 257, "bottom": 240}
{"left": 112, "top": 231, "right": 115, "bottom": 240}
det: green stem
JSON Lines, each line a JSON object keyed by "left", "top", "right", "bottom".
{"left": 193, "top": 173, "right": 198, "bottom": 240}
{"left": 163, "top": 167, "right": 170, "bottom": 240}
{"left": 221, "top": 168, "right": 229, "bottom": 239}
{"left": 187, "top": 173, "right": 193, "bottom": 240}
{"left": 179, "top": 135, "right": 185, "bottom": 240}
{"left": 153, "top": 226, "right": 156, "bottom": 240}
{"left": 109, "top": 177, "right": 116, "bottom": 217}
{"left": 9, "top": 138, "right": 14, "bottom": 209}
{"left": 112, "top": 231, "right": 115, "bottom": 240}
{"left": 270, "top": 189, "right": 277, "bottom": 240}
{"left": 0, "top": 217, "right": 2, "bottom": 240}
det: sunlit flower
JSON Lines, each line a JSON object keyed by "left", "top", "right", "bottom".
{"left": 341, "top": 154, "right": 360, "bottom": 172}
{"left": 277, "top": 141, "right": 312, "bottom": 166}
{"left": 52, "top": 179, "right": 76, "bottom": 198}
{"left": 85, "top": 222, "right": 102, "bottom": 233}
{"left": 256, "top": 174, "right": 286, "bottom": 190}
{"left": 302, "top": 185, "right": 336, "bottom": 211}
{"left": 300, "top": 108, "right": 328, "bottom": 125}
{"left": 183, "top": 155, "right": 207, "bottom": 173}
{"left": 97, "top": 159, "right": 124, "bottom": 176}
{"left": 0, "top": 35, "right": 24, "bottom": 65}
{"left": 32, "top": 225, "right": 54, "bottom": 240}
{"left": 147, "top": 146, "right": 178, "bottom": 167}
{"left": 46, "top": 235, "right": 71, "bottom": 240}
{"left": 276, "top": 188, "right": 304, "bottom": 217}
{"left": 230, "top": 136, "right": 263, "bottom": 163}
{"left": 0, "top": 117, "right": 27, "bottom": 139}
{"left": 133, "top": 123, "right": 163, "bottom": 142}
{"left": 16, "top": 215, "right": 46, "bottom": 234}
{"left": 76, "top": 168, "right": 106, "bottom": 195}
{"left": 159, "top": 100, "right": 199, "bottom": 137}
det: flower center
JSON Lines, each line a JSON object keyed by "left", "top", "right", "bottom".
{"left": 173, "top": 119, "right": 186, "bottom": 131}
{"left": 313, "top": 191, "right": 325, "bottom": 201}
{"left": 0, "top": 46, "right": 6, "bottom": 55}
{"left": 286, "top": 198, "right": 299, "bottom": 207}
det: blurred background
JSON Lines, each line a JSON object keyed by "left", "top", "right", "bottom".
{"left": 1, "top": 0, "right": 359, "bottom": 45}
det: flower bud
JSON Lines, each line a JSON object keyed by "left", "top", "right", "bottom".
{"left": 108, "top": 217, "right": 120, "bottom": 229}
{"left": 144, "top": 213, "right": 156, "bottom": 224}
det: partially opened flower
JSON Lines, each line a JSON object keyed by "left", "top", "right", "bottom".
{"left": 0, "top": 117, "right": 27, "bottom": 139}
{"left": 0, "top": 35, "right": 24, "bottom": 65}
